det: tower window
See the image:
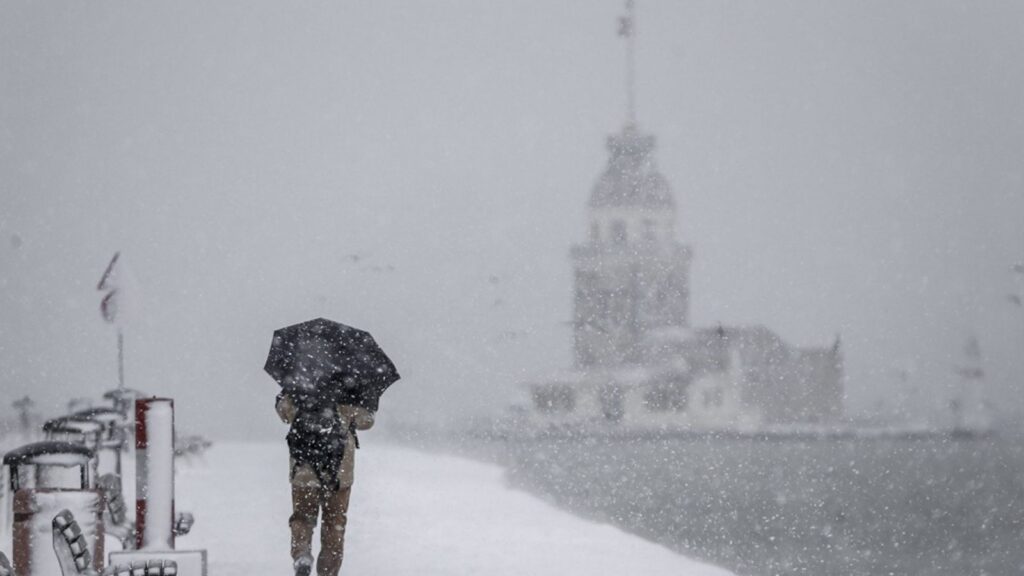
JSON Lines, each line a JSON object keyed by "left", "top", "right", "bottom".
{"left": 643, "top": 219, "right": 656, "bottom": 240}
{"left": 600, "top": 386, "right": 625, "bottom": 422}
{"left": 611, "top": 220, "right": 627, "bottom": 244}
{"left": 533, "top": 385, "right": 576, "bottom": 413}
{"left": 703, "top": 388, "right": 724, "bottom": 408}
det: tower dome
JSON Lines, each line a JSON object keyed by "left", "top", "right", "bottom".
{"left": 589, "top": 124, "right": 674, "bottom": 210}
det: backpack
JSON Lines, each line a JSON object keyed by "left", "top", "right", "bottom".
{"left": 285, "top": 392, "right": 348, "bottom": 491}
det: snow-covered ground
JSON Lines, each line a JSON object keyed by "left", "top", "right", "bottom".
{"left": 177, "top": 442, "right": 732, "bottom": 576}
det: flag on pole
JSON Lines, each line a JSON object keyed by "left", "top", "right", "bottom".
{"left": 100, "top": 290, "right": 119, "bottom": 323}
{"left": 97, "top": 251, "right": 140, "bottom": 325}
{"left": 618, "top": 0, "right": 634, "bottom": 37}
{"left": 97, "top": 251, "right": 136, "bottom": 390}
{"left": 98, "top": 252, "right": 122, "bottom": 324}
{"left": 618, "top": 15, "right": 633, "bottom": 37}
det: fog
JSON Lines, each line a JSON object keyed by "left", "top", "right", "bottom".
{"left": 2, "top": 0, "right": 1022, "bottom": 440}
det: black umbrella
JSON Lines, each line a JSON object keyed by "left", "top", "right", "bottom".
{"left": 264, "top": 317, "right": 400, "bottom": 412}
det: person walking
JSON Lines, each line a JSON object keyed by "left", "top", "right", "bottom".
{"left": 264, "top": 318, "right": 401, "bottom": 576}
{"left": 277, "top": 391, "right": 375, "bottom": 576}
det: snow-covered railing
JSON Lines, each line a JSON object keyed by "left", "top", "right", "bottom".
{"left": 2, "top": 392, "right": 204, "bottom": 576}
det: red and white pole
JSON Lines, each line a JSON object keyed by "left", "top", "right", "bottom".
{"left": 135, "top": 398, "right": 175, "bottom": 550}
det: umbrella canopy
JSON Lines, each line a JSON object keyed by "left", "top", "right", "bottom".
{"left": 264, "top": 317, "right": 400, "bottom": 412}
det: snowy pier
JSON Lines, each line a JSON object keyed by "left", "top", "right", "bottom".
{"left": 177, "top": 442, "right": 733, "bottom": 576}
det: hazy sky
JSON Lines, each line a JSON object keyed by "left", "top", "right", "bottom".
{"left": 2, "top": 1, "right": 1022, "bottom": 439}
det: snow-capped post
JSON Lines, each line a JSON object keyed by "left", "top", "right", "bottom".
{"left": 112, "top": 397, "right": 206, "bottom": 574}
{"left": 135, "top": 398, "right": 175, "bottom": 550}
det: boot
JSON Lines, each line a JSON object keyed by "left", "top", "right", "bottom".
{"left": 294, "top": 553, "right": 313, "bottom": 576}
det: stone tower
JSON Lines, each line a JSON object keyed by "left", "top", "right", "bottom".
{"left": 571, "top": 124, "right": 692, "bottom": 369}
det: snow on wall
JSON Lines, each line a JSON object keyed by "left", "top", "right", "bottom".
{"left": 15, "top": 490, "right": 103, "bottom": 575}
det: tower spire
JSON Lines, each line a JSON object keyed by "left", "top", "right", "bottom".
{"left": 618, "top": 0, "right": 637, "bottom": 127}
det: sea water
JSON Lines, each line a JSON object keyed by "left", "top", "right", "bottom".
{"left": 502, "top": 435, "right": 1024, "bottom": 576}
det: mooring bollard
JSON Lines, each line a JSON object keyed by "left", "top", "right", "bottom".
{"left": 43, "top": 417, "right": 104, "bottom": 452}
{"left": 135, "top": 398, "right": 175, "bottom": 551}
{"left": 41, "top": 417, "right": 103, "bottom": 488}
{"left": 103, "top": 389, "right": 144, "bottom": 421}
{"left": 2, "top": 441, "right": 105, "bottom": 575}
{"left": 71, "top": 408, "right": 129, "bottom": 478}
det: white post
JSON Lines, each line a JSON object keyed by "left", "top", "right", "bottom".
{"left": 135, "top": 398, "right": 175, "bottom": 550}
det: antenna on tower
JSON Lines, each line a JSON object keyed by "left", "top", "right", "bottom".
{"left": 618, "top": 0, "right": 637, "bottom": 126}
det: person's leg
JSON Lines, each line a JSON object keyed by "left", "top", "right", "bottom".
{"left": 290, "top": 485, "right": 320, "bottom": 568}
{"left": 316, "top": 486, "right": 352, "bottom": 576}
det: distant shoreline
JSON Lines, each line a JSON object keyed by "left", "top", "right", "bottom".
{"left": 471, "top": 424, "right": 996, "bottom": 444}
